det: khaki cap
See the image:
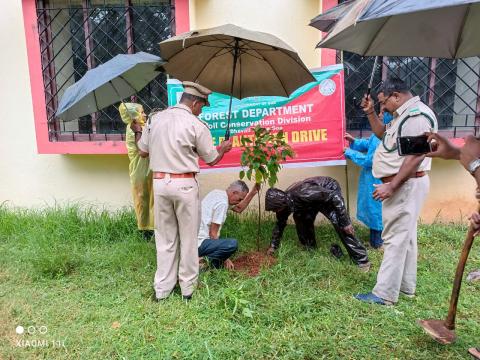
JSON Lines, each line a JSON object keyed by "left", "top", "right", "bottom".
{"left": 182, "top": 81, "right": 212, "bottom": 105}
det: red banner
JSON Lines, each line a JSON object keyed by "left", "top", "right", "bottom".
{"left": 168, "top": 64, "right": 346, "bottom": 172}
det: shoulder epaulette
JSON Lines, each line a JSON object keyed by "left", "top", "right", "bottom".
{"left": 408, "top": 107, "right": 421, "bottom": 116}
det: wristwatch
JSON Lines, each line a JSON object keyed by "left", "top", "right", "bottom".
{"left": 468, "top": 158, "right": 480, "bottom": 175}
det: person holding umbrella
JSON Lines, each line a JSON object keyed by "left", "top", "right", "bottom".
{"left": 132, "top": 81, "right": 232, "bottom": 301}
{"left": 119, "top": 102, "right": 154, "bottom": 238}
{"left": 355, "top": 77, "right": 438, "bottom": 306}
{"left": 313, "top": 0, "right": 480, "bottom": 346}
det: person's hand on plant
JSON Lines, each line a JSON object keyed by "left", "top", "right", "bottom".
{"left": 425, "top": 132, "right": 461, "bottom": 160}
{"left": 343, "top": 224, "right": 355, "bottom": 235}
{"left": 344, "top": 132, "right": 355, "bottom": 144}
{"left": 224, "top": 258, "right": 235, "bottom": 271}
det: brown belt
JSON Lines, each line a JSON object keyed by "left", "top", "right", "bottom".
{"left": 381, "top": 171, "right": 426, "bottom": 184}
{"left": 153, "top": 172, "right": 196, "bottom": 179}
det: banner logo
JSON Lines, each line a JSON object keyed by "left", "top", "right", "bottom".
{"left": 319, "top": 79, "right": 336, "bottom": 96}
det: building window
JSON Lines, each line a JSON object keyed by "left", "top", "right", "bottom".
{"left": 341, "top": 53, "right": 480, "bottom": 134}
{"left": 334, "top": 0, "right": 480, "bottom": 134}
{"left": 36, "top": 0, "right": 173, "bottom": 142}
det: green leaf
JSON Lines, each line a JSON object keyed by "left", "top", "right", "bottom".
{"left": 242, "top": 308, "right": 253, "bottom": 318}
{"left": 253, "top": 149, "right": 263, "bottom": 157}
{"left": 239, "top": 170, "right": 245, "bottom": 179}
{"left": 267, "top": 163, "right": 275, "bottom": 174}
{"left": 255, "top": 171, "right": 263, "bottom": 183}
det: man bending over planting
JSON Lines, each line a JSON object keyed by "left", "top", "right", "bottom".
{"left": 265, "top": 176, "right": 371, "bottom": 271}
{"left": 198, "top": 181, "right": 260, "bottom": 270}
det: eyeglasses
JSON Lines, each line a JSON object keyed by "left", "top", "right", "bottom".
{"left": 378, "top": 94, "right": 392, "bottom": 106}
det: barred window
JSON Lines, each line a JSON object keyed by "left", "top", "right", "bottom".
{"left": 334, "top": 1, "right": 480, "bottom": 134}
{"left": 340, "top": 53, "right": 480, "bottom": 134}
{"left": 36, "top": 0, "right": 173, "bottom": 142}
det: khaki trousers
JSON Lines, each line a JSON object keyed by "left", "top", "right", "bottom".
{"left": 153, "top": 176, "right": 199, "bottom": 298}
{"left": 373, "top": 176, "right": 429, "bottom": 303}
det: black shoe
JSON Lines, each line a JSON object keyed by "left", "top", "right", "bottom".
{"left": 330, "top": 244, "right": 343, "bottom": 259}
{"left": 182, "top": 294, "right": 192, "bottom": 301}
{"left": 141, "top": 230, "right": 154, "bottom": 240}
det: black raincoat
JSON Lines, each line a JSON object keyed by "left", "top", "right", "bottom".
{"left": 265, "top": 176, "right": 369, "bottom": 265}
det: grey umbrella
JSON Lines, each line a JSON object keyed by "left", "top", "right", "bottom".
{"left": 317, "top": 0, "right": 480, "bottom": 59}
{"left": 56, "top": 52, "right": 165, "bottom": 121}
{"left": 159, "top": 24, "right": 315, "bottom": 139}
{"left": 309, "top": 0, "right": 356, "bottom": 32}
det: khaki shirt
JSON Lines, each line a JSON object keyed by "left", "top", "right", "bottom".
{"left": 372, "top": 96, "right": 438, "bottom": 179}
{"left": 137, "top": 104, "right": 218, "bottom": 173}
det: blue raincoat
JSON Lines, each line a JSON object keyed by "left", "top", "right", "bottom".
{"left": 345, "top": 113, "right": 393, "bottom": 231}
{"left": 345, "top": 134, "right": 383, "bottom": 231}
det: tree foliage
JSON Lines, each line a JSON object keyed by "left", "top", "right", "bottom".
{"left": 239, "top": 126, "right": 294, "bottom": 187}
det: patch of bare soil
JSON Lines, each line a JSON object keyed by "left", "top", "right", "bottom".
{"left": 232, "top": 251, "right": 277, "bottom": 277}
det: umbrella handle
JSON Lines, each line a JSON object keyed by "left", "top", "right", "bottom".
{"left": 353, "top": 56, "right": 379, "bottom": 110}
{"left": 224, "top": 38, "right": 240, "bottom": 142}
{"left": 353, "top": 96, "right": 362, "bottom": 109}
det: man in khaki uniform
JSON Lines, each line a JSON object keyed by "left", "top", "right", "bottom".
{"left": 132, "top": 81, "right": 232, "bottom": 300}
{"left": 354, "top": 78, "right": 437, "bottom": 305}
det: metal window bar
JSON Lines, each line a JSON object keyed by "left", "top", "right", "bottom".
{"left": 337, "top": 51, "right": 480, "bottom": 133}
{"left": 36, "top": 0, "right": 173, "bottom": 142}
{"left": 37, "top": 0, "right": 60, "bottom": 140}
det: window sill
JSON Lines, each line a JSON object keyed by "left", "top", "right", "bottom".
{"left": 38, "top": 140, "right": 127, "bottom": 155}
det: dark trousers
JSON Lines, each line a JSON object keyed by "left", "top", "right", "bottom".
{"left": 293, "top": 210, "right": 369, "bottom": 265}
{"left": 369, "top": 229, "right": 383, "bottom": 248}
{"left": 198, "top": 238, "right": 238, "bottom": 268}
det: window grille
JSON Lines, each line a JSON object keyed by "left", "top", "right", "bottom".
{"left": 337, "top": 53, "right": 480, "bottom": 135}
{"left": 36, "top": 0, "right": 173, "bottom": 142}
{"left": 338, "top": 52, "right": 480, "bottom": 134}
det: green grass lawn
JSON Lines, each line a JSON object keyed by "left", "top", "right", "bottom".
{"left": 0, "top": 206, "right": 479, "bottom": 359}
